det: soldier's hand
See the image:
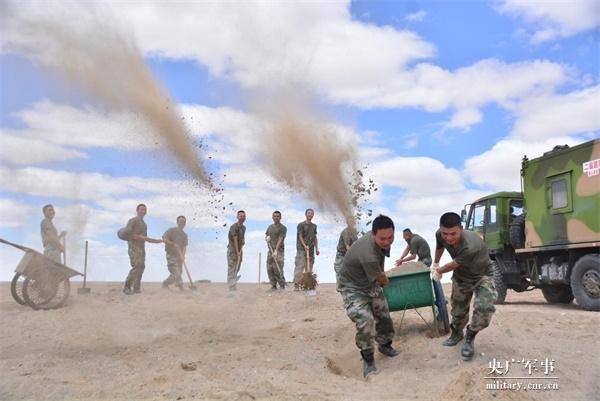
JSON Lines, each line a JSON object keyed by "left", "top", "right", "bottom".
{"left": 272, "top": 250, "right": 278, "bottom": 258}
{"left": 432, "top": 268, "right": 442, "bottom": 282}
{"left": 377, "top": 272, "right": 389, "bottom": 288}
{"left": 316, "top": 249, "right": 320, "bottom": 256}
{"left": 395, "top": 258, "right": 403, "bottom": 267}
{"left": 432, "top": 262, "right": 440, "bottom": 269}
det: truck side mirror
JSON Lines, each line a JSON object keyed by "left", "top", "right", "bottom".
{"left": 460, "top": 209, "right": 466, "bottom": 222}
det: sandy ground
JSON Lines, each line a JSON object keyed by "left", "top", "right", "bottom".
{"left": 1, "top": 280, "right": 598, "bottom": 401}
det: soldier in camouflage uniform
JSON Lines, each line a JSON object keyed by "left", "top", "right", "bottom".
{"left": 40, "top": 204, "right": 66, "bottom": 263}
{"left": 162, "top": 216, "right": 189, "bottom": 290}
{"left": 227, "top": 210, "right": 246, "bottom": 291}
{"left": 395, "top": 228, "right": 432, "bottom": 267}
{"left": 432, "top": 212, "right": 497, "bottom": 361}
{"left": 333, "top": 225, "right": 358, "bottom": 283}
{"left": 337, "top": 215, "right": 398, "bottom": 379}
{"left": 265, "top": 210, "right": 287, "bottom": 291}
{"left": 294, "top": 208, "right": 319, "bottom": 290}
{"left": 122, "top": 204, "right": 163, "bottom": 295}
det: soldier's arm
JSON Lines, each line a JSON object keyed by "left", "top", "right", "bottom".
{"left": 314, "top": 235, "right": 320, "bottom": 255}
{"left": 234, "top": 236, "right": 240, "bottom": 254}
{"left": 298, "top": 227, "right": 308, "bottom": 249}
{"left": 433, "top": 247, "right": 444, "bottom": 264}
{"left": 438, "top": 260, "right": 460, "bottom": 274}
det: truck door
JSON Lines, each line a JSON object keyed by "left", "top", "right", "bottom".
{"left": 467, "top": 201, "right": 486, "bottom": 238}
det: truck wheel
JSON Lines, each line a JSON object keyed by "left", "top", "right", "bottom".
{"left": 570, "top": 254, "right": 600, "bottom": 311}
{"left": 509, "top": 215, "right": 525, "bottom": 249}
{"left": 492, "top": 261, "right": 507, "bottom": 304}
{"left": 541, "top": 285, "right": 574, "bottom": 304}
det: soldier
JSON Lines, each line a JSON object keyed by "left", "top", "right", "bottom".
{"left": 122, "top": 204, "right": 163, "bottom": 295}
{"left": 333, "top": 225, "right": 358, "bottom": 282}
{"left": 395, "top": 228, "right": 432, "bottom": 267}
{"left": 161, "top": 216, "right": 189, "bottom": 290}
{"left": 265, "top": 210, "right": 287, "bottom": 291}
{"left": 432, "top": 212, "right": 497, "bottom": 361}
{"left": 294, "top": 208, "right": 319, "bottom": 290}
{"left": 40, "top": 204, "right": 66, "bottom": 263}
{"left": 227, "top": 210, "right": 246, "bottom": 291}
{"left": 337, "top": 215, "right": 398, "bottom": 379}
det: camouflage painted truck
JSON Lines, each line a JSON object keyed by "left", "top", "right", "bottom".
{"left": 462, "top": 139, "right": 600, "bottom": 311}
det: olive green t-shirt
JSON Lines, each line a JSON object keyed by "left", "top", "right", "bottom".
{"left": 266, "top": 223, "right": 287, "bottom": 251}
{"left": 125, "top": 216, "right": 147, "bottom": 250}
{"left": 40, "top": 218, "right": 59, "bottom": 250}
{"left": 436, "top": 229, "right": 493, "bottom": 285}
{"left": 408, "top": 234, "right": 431, "bottom": 261}
{"left": 336, "top": 227, "right": 358, "bottom": 256}
{"left": 228, "top": 222, "right": 246, "bottom": 250}
{"left": 163, "top": 227, "right": 188, "bottom": 255}
{"left": 337, "top": 232, "right": 387, "bottom": 292}
{"left": 296, "top": 221, "right": 317, "bottom": 250}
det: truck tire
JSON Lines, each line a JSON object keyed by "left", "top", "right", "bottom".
{"left": 541, "top": 285, "right": 574, "bottom": 304}
{"left": 509, "top": 215, "right": 525, "bottom": 249}
{"left": 10, "top": 273, "right": 26, "bottom": 306}
{"left": 570, "top": 254, "right": 600, "bottom": 311}
{"left": 492, "top": 261, "right": 507, "bottom": 304}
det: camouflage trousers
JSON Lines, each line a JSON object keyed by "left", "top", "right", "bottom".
{"left": 450, "top": 275, "right": 497, "bottom": 332}
{"left": 44, "top": 246, "right": 62, "bottom": 264}
{"left": 341, "top": 286, "right": 395, "bottom": 352}
{"left": 227, "top": 247, "right": 242, "bottom": 286}
{"left": 333, "top": 252, "right": 345, "bottom": 283}
{"left": 294, "top": 248, "right": 314, "bottom": 285}
{"left": 267, "top": 250, "right": 285, "bottom": 287}
{"left": 125, "top": 246, "right": 145, "bottom": 291}
{"left": 163, "top": 253, "right": 183, "bottom": 288}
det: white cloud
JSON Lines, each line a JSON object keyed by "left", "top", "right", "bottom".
{"left": 510, "top": 85, "right": 600, "bottom": 141}
{"left": 370, "top": 157, "right": 464, "bottom": 195}
{"left": 10, "top": 101, "right": 161, "bottom": 151}
{"left": 0, "top": 131, "right": 87, "bottom": 165}
{"left": 0, "top": 198, "right": 34, "bottom": 228}
{"left": 463, "top": 136, "right": 582, "bottom": 190}
{"left": 405, "top": 10, "right": 426, "bottom": 22}
{"left": 497, "top": 0, "right": 600, "bottom": 43}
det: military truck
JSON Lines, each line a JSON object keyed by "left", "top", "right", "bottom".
{"left": 462, "top": 139, "right": 600, "bottom": 311}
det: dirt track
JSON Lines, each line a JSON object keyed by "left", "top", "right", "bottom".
{"left": 1, "top": 282, "right": 598, "bottom": 401}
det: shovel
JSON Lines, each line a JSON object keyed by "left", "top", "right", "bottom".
{"left": 177, "top": 247, "right": 197, "bottom": 291}
{"left": 234, "top": 250, "right": 242, "bottom": 283}
{"left": 266, "top": 241, "right": 283, "bottom": 277}
{"left": 301, "top": 246, "right": 317, "bottom": 293}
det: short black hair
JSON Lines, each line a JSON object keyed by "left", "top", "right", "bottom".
{"left": 273, "top": 210, "right": 281, "bottom": 216}
{"left": 136, "top": 203, "right": 146, "bottom": 211}
{"left": 42, "top": 204, "right": 53, "bottom": 213}
{"left": 305, "top": 208, "right": 314, "bottom": 215}
{"left": 440, "top": 212, "right": 462, "bottom": 228}
{"left": 237, "top": 210, "right": 246, "bottom": 215}
{"left": 372, "top": 214, "right": 394, "bottom": 234}
{"left": 177, "top": 216, "right": 186, "bottom": 222}
{"left": 402, "top": 228, "right": 412, "bottom": 234}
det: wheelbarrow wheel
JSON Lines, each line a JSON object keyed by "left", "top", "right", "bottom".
{"left": 23, "top": 274, "right": 71, "bottom": 310}
{"left": 10, "top": 273, "right": 27, "bottom": 306}
{"left": 432, "top": 280, "right": 450, "bottom": 334}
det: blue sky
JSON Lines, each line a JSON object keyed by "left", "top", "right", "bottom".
{"left": 1, "top": 0, "right": 598, "bottom": 284}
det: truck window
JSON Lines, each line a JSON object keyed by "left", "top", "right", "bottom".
{"left": 468, "top": 203, "right": 485, "bottom": 231}
{"left": 509, "top": 199, "right": 523, "bottom": 223}
{"left": 488, "top": 199, "right": 498, "bottom": 231}
{"left": 551, "top": 179, "right": 568, "bottom": 208}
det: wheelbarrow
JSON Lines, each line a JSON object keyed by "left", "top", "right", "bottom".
{"left": 2, "top": 238, "right": 83, "bottom": 310}
{"left": 384, "top": 270, "right": 450, "bottom": 337}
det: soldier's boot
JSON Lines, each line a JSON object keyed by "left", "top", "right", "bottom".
{"left": 123, "top": 279, "right": 133, "bottom": 295}
{"left": 443, "top": 324, "right": 464, "bottom": 346}
{"left": 377, "top": 341, "right": 399, "bottom": 357}
{"left": 133, "top": 281, "right": 142, "bottom": 294}
{"left": 461, "top": 327, "right": 478, "bottom": 361}
{"left": 267, "top": 285, "right": 277, "bottom": 292}
{"left": 360, "top": 350, "right": 377, "bottom": 379}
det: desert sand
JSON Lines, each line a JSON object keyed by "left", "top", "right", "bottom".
{"left": 1, "top": 280, "right": 598, "bottom": 401}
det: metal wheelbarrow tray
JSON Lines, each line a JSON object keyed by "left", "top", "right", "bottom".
{"left": 384, "top": 270, "right": 450, "bottom": 336}
{"left": 2, "top": 238, "right": 82, "bottom": 310}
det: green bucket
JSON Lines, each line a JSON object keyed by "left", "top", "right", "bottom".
{"left": 383, "top": 270, "right": 435, "bottom": 312}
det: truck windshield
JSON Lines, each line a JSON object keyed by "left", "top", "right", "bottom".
{"left": 467, "top": 203, "right": 485, "bottom": 231}
{"left": 509, "top": 199, "right": 524, "bottom": 223}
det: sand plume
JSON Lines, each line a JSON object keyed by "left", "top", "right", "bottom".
{"left": 1, "top": 1, "right": 211, "bottom": 186}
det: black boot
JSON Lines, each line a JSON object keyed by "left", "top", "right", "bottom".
{"left": 461, "top": 327, "right": 478, "bottom": 361}
{"left": 360, "top": 350, "right": 377, "bottom": 378}
{"left": 378, "top": 341, "right": 399, "bottom": 357}
{"left": 443, "top": 324, "right": 464, "bottom": 346}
